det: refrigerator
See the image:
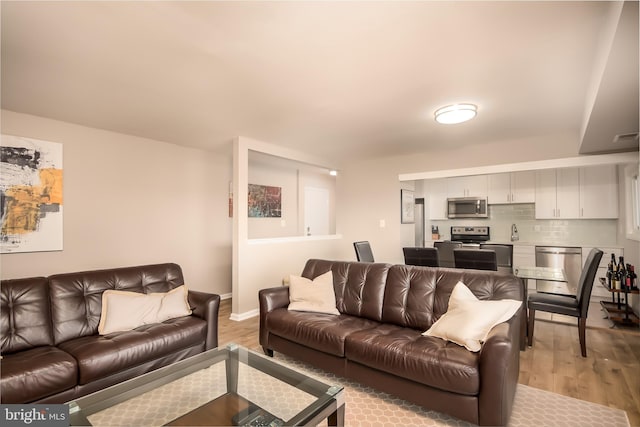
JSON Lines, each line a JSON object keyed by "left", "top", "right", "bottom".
{"left": 414, "top": 198, "right": 425, "bottom": 247}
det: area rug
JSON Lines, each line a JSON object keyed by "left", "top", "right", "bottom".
{"left": 269, "top": 352, "right": 630, "bottom": 427}
{"left": 87, "top": 350, "right": 630, "bottom": 427}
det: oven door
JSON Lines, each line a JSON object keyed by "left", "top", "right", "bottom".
{"left": 447, "top": 198, "right": 488, "bottom": 218}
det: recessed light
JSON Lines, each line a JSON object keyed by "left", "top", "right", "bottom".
{"left": 434, "top": 103, "right": 477, "bottom": 124}
{"left": 329, "top": 170, "right": 338, "bottom": 176}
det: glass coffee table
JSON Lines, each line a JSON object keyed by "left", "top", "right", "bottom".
{"left": 68, "top": 344, "right": 345, "bottom": 426}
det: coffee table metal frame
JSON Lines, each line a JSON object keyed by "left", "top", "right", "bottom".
{"left": 68, "top": 343, "right": 345, "bottom": 426}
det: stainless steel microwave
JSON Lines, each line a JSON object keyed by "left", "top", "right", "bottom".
{"left": 447, "top": 197, "right": 488, "bottom": 218}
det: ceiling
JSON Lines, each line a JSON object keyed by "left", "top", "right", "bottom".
{"left": 1, "top": 1, "right": 638, "bottom": 166}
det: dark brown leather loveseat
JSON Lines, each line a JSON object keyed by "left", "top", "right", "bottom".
{"left": 0, "top": 263, "right": 220, "bottom": 404}
{"left": 259, "top": 259, "right": 523, "bottom": 426}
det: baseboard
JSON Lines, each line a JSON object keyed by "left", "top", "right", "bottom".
{"left": 220, "top": 292, "right": 232, "bottom": 300}
{"left": 230, "top": 308, "right": 259, "bottom": 321}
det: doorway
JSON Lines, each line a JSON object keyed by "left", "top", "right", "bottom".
{"left": 304, "top": 186, "right": 330, "bottom": 236}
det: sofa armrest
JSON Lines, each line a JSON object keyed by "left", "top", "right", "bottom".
{"left": 477, "top": 308, "right": 521, "bottom": 426}
{"left": 258, "top": 286, "right": 290, "bottom": 349}
{"left": 188, "top": 290, "right": 221, "bottom": 351}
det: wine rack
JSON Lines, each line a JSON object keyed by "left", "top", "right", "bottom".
{"left": 598, "top": 278, "right": 639, "bottom": 326}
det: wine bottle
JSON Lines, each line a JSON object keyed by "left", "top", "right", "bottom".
{"left": 607, "top": 260, "right": 613, "bottom": 288}
{"left": 612, "top": 264, "right": 620, "bottom": 290}
{"left": 625, "top": 264, "right": 632, "bottom": 290}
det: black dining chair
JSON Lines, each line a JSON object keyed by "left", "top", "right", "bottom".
{"left": 433, "top": 241, "right": 462, "bottom": 268}
{"left": 353, "top": 241, "right": 375, "bottom": 262}
{"left": 403, "top": 247, "right": 439, "bottom": 267}
{"left": 480, "top": 243, "right": 513, "bottom": 273}
{"left": 527, "top": 248, "right": 603, "bottom": 357}
{"left": 453, "top": 248, "right": 498, "bottom": 271}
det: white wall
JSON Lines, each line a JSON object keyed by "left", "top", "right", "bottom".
{"left": 618, "top": 162, "right": 640, "bottom": 314}
{"left": 232, "top": 137, "right": 343, "bottom": 318}
{"left": 247, "top": 151, "right": 337, "bottom": 239}
{"left": 336, "top": 133, "right": 582, "bottom": 265}
{"left": 0, "top": 110, "right": 232, "bottom": 296}
{"left": 5, "top": 113, "right": 633, "bottom": 318}
{"left": 248, "top": 161, "right": 299, "bottom": 238}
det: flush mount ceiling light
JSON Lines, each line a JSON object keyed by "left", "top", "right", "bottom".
{"left": 434, "top": 103, "right": 477, "bottom": 124}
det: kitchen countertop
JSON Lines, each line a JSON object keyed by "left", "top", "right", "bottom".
{"left": 431, "top": 239, "right": 624, "bottom": 249}
{"left": 487, "top": 240, "right": 624, "bottom": 249}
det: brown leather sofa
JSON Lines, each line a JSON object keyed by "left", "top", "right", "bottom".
{"left": 0, "top": 263, "right": 220, "bottom": 404}
{"left": 259, "top": 259, "right": 523, "bottom": 426}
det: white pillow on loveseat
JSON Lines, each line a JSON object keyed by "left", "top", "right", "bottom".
{"left": 422, "top": 281, "right": 520, "bottom": 352}
{"left": 98, "top": 285, "right": 192, "bottom": 335}
{"left": 288, "top": 271, "right": 340, "bottom": 315}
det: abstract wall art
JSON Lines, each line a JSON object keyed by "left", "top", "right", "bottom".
{"left": 401, "top": 189, "right": 415, "bottom": 224}
{"left": 1, "top": 135, "right": 63, "bottom": 253}
{"left": 248, "top": 184, "right": 281, "bottom": 218}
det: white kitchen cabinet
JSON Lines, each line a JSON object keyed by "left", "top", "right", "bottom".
{"left": 447, "top": 175, "right": 487, "bottom": 198}
{"left": 579, "top": 165, "right": 618, "bottom": 219}
{"left": 582, "top": 246, "right": 623, "bottom": 298}
{"left": 513, "top": 245, "right": 536, "bottom": 290}
{"left": 511, "top": 171, "right": 536, "bottom": 203}
{"left": 426, "top": 178, "right": 448, "bottom": 220}
{"left": 535, "top": 168, "right": 580, "bottom": 219}
{"left": 487, "top": 171, "right": 535, "bottom": 204}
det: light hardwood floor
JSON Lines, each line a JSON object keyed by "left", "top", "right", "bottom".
{"left": 217, "top": 299, "right": 640, "bottom": 426}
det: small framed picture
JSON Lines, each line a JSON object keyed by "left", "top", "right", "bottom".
{"left": 401, "top": 189, "right": 415, "bottom": 224}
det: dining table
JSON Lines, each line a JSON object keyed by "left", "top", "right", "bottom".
{"left": 513, "top": 266, "right": 570, "bottom": 347}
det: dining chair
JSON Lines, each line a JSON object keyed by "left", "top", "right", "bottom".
{"left": 403, "top": 247, "right": 439, "bottom": 267}
{"left": 353, "top": 241, "right": 375, "bottom": 262}
{"left": 433, "top": 241, "right": 462, "bottom": 268}
{"left": 527, "top": 248, "right": 603, "bottom": 357}
{"left": 453, "top": 248, "right": 498, "bottom": 271}
{"left": 479, "top": 243, "right": 513, "bottom": 273}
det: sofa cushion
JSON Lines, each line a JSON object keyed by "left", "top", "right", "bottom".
{"left": 49, "top": 263, "right": 186, "bottom": 344}
{"left": 288, "top": 271, "right": 339, "bottom": 315}
{"left": 1, "top": 277, "right": 54, "bottom": 353}
{"left": 301, "top": 259, "right": 391, "bottom": 322}
{"left": 266, "top": 308, "right": 380, "bottom": 357}
{"left": 345, "top": 323, "right": 480, "bottom": 395}
{"left": 431, "top": 269, "right": 522, "bottom": 319}
{"left": 381, "top": 265, "right": 437, "bottom": 330}
{"left": 58, "top": 316, "right": 207, "bottom": 385}
{"left": 423, "top": 281, "right": 521, "bottom": 352}
{"left": 0, "top": 346, "right": 77, "bottom": 403}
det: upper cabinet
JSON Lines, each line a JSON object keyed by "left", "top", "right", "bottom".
{"left": 426, "top": 178, "right": 448, "bottom": 220}
{"left": 424, "top": 164, "right": 619, "bottom": 221}
{"left": 535, "top": 168, "right": 580, "bottom": 219}
{"left": 487, "top": 171, "right": 535, "bottom": 204}
{"left": 447, "top": 175, "right": 487, "bottom": 198}
{"left": 579, "top": 165, "right": 618, "bottom": 219}
{"left": 535, "top": 165, "right": 618, "bottom": 219}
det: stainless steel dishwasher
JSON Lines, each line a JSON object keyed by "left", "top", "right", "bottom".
{"left": 535, "top": 246, "right": 582, "bottom": 295}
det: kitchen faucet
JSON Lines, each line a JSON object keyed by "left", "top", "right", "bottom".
{"left": 511, "top": 224, "right": 519, "bottom": 242}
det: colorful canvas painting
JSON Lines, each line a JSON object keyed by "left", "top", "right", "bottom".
{"left": 248, "top": 184, "right": 281, "bottom": 217}
{"left": 1, "top": 135, "right": 63, "bottom": 253}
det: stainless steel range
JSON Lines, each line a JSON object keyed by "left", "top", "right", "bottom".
{"left": 450, "top": 226, "right": 490, "bottom": 248}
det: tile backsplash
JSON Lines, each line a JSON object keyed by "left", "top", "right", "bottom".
{"left": 431, "top": 203, "right": 619, "bottom": 247}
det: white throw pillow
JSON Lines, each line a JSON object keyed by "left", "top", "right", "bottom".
{"left": 154, "top": 285, "right": 192, "bottom": 322}
{"left": 422, "top": 281, "right": 521, "bottom": 352}
{"left": 98, "top": 285, "right": 192, "bottom": 335}
{"left": 288, "top": 271, "right": 340, "bottom": 315}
